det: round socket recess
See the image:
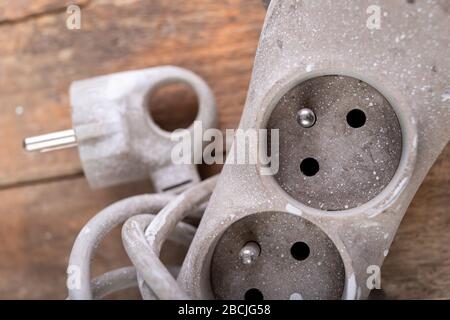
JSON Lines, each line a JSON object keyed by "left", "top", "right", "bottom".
{"left": 210, "top": 212, "right": 345, "bottom": 300}
{"left": 267, "top": 75, "right": 402, "bottom": 211}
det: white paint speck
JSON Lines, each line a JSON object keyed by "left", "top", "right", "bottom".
{"left": 344, "top": 273, "right": 357, "bottom": 300}
{"left": 306, "top": 63, "right": 315, "bottom": 72}
{"left": 15, "top": 106, "right": 24, "bottom": 115}
{"left": 286, "top": 203, "right": 303, "bottom": 216}
{"left": 289, "top": 293, "right": 303, "bottom": 300}
{"left": 441, "top": 89, "right": 450, "bottom": 102}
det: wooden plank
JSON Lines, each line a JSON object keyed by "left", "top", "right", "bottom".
{"left": 0, "top": 176, "right": 190, "bottom": 299}
{"left": 0, "top": 176, "right": 145, "bottom": 299}
{"left": 382, "top": 144, "right": 450, "bottom": 299}
{"left": 0, "top": 0, "right": 89, "bottom": 23}
{"left": 0, "top": 0, "right": 266, "bottom": 186}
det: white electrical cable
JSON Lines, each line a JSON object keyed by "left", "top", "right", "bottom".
{"left": 122, "top": 176, "right": 218, "bottom": 300}
{"left": 67, "top": 193, "right": 174, "bottom": 300}
{"left": 67, "top": 176, "right": 217, "bottom": 300}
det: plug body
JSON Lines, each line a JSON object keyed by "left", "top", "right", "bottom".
{"left": 70, "top": 66, "right": 217, "bottom": 192}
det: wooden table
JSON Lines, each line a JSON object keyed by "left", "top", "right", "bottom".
{"left": 0, "top": 0, "right": 448, "bottom": 299}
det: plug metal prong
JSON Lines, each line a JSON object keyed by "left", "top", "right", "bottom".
{"left": 23, "top": 129, "right": 77, "bottom": 153}
{"left": 297, "top": 108, "right": 316, "bottom": 128}
{"left": 239, "top": 241, "right": 261, "bottom": 265}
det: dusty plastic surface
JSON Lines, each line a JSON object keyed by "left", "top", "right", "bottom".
{"left": 71, "top": 66, "right": 217, "bottom": 193}
{"left": 178, "top": 0, "right": 450, "bottom": 300}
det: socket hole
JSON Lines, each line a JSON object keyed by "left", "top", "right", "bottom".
{"left": 147, "top": 82, "right": 198, "bottom": 132}
{"left": 300, "top": 158, "right": 319, "bottom": 177}
{"left": 346, "top": 109, "right": 366, "bottom": 128}
{"left": 291, "top": 242, "right": 310, "bottom": 261}
{"left": 244, "top": 288, "right": 264, "bottom": 301}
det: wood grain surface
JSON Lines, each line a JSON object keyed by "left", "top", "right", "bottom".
{"left": 0, "top": 0, "right": 448, "bottom": 299}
